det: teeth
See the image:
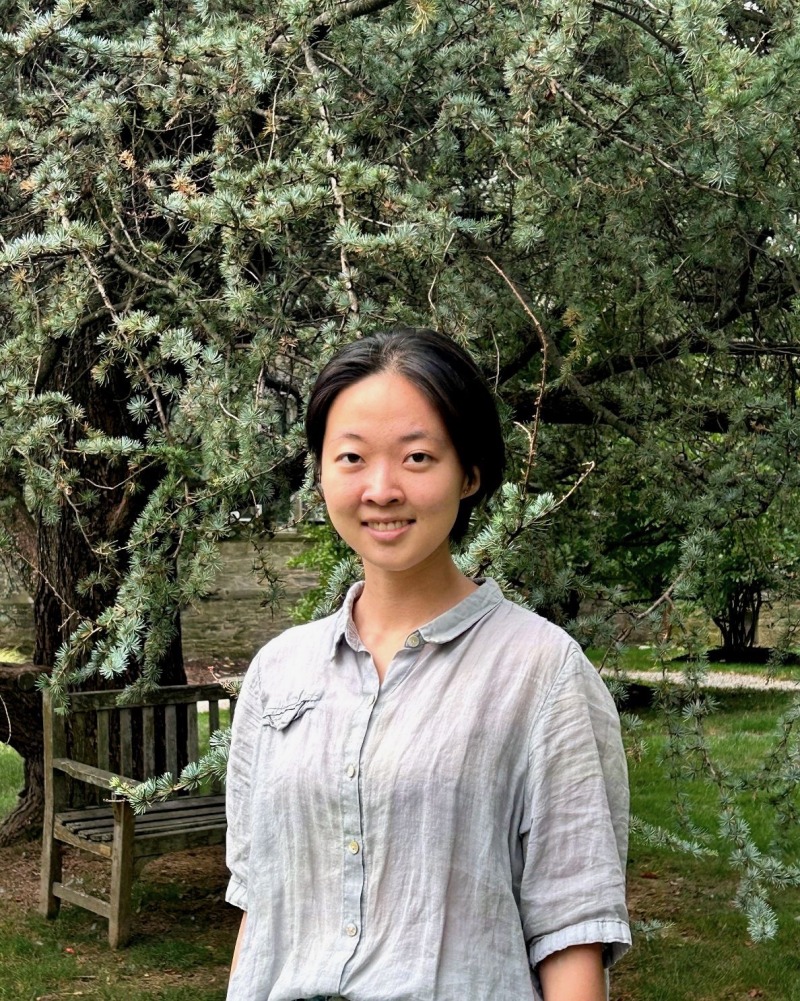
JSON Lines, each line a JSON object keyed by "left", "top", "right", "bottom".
{"left": 368, "top": 520, "right": 409, "bottom": 532}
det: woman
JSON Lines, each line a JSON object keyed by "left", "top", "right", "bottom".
{"left": 226, "top": 327, "right": 631, "bottom": 1001}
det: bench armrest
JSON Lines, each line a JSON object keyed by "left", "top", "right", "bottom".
{"left": 52, "top": 757, "right": 137, "bottom": 790}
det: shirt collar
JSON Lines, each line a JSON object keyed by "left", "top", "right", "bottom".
{"left": 330, "top": 578, "right": 504, "bottom": 659}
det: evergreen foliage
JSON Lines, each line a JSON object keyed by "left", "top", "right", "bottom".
{"left": 1, "top": 0, "right": 800, "bottom": 932}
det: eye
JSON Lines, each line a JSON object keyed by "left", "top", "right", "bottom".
{"left": 336, "top": 452, "right": 363, "bottom": 465}
{"left": 406, "top": 452, "right": 432, "bottom": 465}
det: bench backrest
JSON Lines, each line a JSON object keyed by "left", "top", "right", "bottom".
{"left": 44, "top": 683, "right": 236, "bottom": 802}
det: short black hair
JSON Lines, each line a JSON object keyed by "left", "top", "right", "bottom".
{"left": 305, "top": 326, "right": 505, "bottom": 541}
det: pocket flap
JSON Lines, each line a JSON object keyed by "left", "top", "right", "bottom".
{"left": 262, "top": 692, "right": 322, "bottom": 731}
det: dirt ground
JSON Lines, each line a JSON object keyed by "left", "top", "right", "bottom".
{"left": 0, "top": 840, "right": 232, "bottom": 917}
{"left": 182, "top": 658, "right": 250, "bottom": 686}
{"left": 0, "top": 839, "right": 238, "bottom": 1001}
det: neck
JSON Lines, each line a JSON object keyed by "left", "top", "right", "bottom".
{"left": 355, "top": 547, "right": 476, "bottom": 636}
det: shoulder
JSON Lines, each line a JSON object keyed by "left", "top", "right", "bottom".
{"left": 484, "top": 590, "right": 581, "bottom": 672}
{"left": 479, "top": 586, "right": 612, "bottom": 712}
{"left": 493, "top": 594, "right": 577, "bottom": 651}
{"left": 239, "top": 610, "right": 342, "bottom": 697}
{"left": 254, "top": 613, "right": 338, "bottom": 661}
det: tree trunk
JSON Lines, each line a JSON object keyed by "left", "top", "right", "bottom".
{"left": 0, "top": 326, "right": 187, "bottom": 844}
{"left": 712, "top": 583, "right": 763, "bottom": 655}
{"left": 0, "top": 472, "right": 37, "bottom": 594}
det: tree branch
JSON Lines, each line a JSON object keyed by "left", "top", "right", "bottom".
{"left": 592, "top": 1, "right": 680, "bottom": 55}
{"left": 553, "top": 82, "right": 739, "bottom": 199}
{"left": 576, "top": 335, "right": 800, "bottom": 389}
{"left": 302, "top": 42, "right": 360, "bottom": 320}
{"left": 271, "top": 0, "right": 401, "bottom": 53}
{"left": 484, "top": 257, "right": 647, "bottom": 447}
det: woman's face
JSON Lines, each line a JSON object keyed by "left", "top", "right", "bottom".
{"left": 320, "top": 370, "right": 478, "bottom": 579}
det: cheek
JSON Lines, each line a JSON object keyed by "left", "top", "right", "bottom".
{"left": 417, "top": 479, "right": 466, "bottom": 518}
{"left": 319, "top": 473, "right": 357, "bottom": 517}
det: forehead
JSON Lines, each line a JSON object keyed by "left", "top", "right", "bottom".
{"left": 323, "top": 371, "right": 450, "bottom": 443}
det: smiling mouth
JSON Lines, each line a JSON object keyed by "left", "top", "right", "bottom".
{"left": 364, "top": 520, "right": 413, "bottom": 532}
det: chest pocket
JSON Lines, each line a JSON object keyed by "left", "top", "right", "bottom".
{"left": 261, "top": 691, "right": 322, "bottom": 731}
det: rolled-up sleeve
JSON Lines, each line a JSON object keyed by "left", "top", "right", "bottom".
{"left": 225, "top": 653, "right": 264, "bottom": 911}
{"left": 520, "top": 648, "right": 631, "bottom": 972}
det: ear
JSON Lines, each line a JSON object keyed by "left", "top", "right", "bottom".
{"left": 461, "top": 467, "right": 480, "bottom": 499}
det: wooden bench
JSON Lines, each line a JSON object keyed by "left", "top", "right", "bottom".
{"left": 39, "top": 682, "right": 236, "bottom": 947}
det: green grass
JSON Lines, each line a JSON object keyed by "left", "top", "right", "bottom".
{"left": 614, "top": 688, "right": 800, "bottom": 1000}
{"left": 587, "top": 643, "right": 800, "bottom": 680}
{"left": 0, "top": 742, "right": 23, "bottom": 817}
{"left": 644, "top": 691, "right": 797, "bottom": 818}
{"left": 0, "top": 885, "right": 235, "bottom": 1001}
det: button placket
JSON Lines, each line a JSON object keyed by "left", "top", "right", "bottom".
{"left": 338, "top": 682, "right": 377, "bottom": 965}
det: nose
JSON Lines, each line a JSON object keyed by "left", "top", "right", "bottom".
{"left": 361, "top": 462, "right": 403, "bottom": 506}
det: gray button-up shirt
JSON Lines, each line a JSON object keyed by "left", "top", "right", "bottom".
{"left": 226, "top": 579, "right": 631, "bottom": 1001}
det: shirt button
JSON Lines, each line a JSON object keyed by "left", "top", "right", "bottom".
{"left": 346, "top": 763, "right": 356, "bottom": 778}
{"left": 368, "top": 693, "right": 377, "bottom": 706}
{"left": 345, "top": 922, "right": 358, "bottom": 937}
{"left": 406, "top": 632, "right": 421, "bottom": 648}
{"left": 348, "top": 840, "right": 360, "bottom": 854}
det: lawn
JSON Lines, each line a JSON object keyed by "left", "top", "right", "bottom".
{"left": 586, "top": 643, "right": 800, "bottom": 681}
{"left": 616, "top": 687, "right": 800, "bottom": 1001}
{"left": 3, "top": 689, "right": 800, "bottom": 1000}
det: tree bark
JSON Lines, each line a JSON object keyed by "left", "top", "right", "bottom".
{"left": 0, "top": 326, "right": 186, "bottom": 844}
{"left": 0, "top": 472, "right": 37, "bottom": 594}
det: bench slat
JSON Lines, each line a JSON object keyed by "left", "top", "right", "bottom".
{"left": 165, "top": 704, "right": 178, "bottom": 778}
{"left": 57, "top": 793, "right": 225, "bottom": 822}
{"left": 53, "top": 821, "right": 113, "bottom": 857}
{"left": 142, "top": 707, "right": 155, "bottom": 775}
{"left": 187, "top": 702, "right": 198, "bottom": 764}
{"left": 60, "top": 802, "right": 227, "bottom": 836}
{"left": 120, "top": 708, "right": 133, "bottom": 778}
{"left": 207, "top": 700, "right": 222, "bottom": 794}
{"left": 97, "top": 710, "right": 110, "bottom": 771}
{"left": 134, "top": 827, "right": 227, "bottom": 855}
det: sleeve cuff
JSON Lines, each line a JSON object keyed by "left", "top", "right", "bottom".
{"left": 225, "top": 876, "right": 248, "bottom": 910}
{"left": 529, "top": 918, "right": 632, "bottom": 969}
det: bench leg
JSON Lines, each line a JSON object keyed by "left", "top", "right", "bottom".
{"left": 39, "top": 824, "right": 63, "bottom": 919}
{"left": 109, "top": 798, "right": 135, "bottom": 948}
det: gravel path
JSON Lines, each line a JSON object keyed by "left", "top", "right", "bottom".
{"left": 620, "top": 669, "right": 800, "bottom": 692}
